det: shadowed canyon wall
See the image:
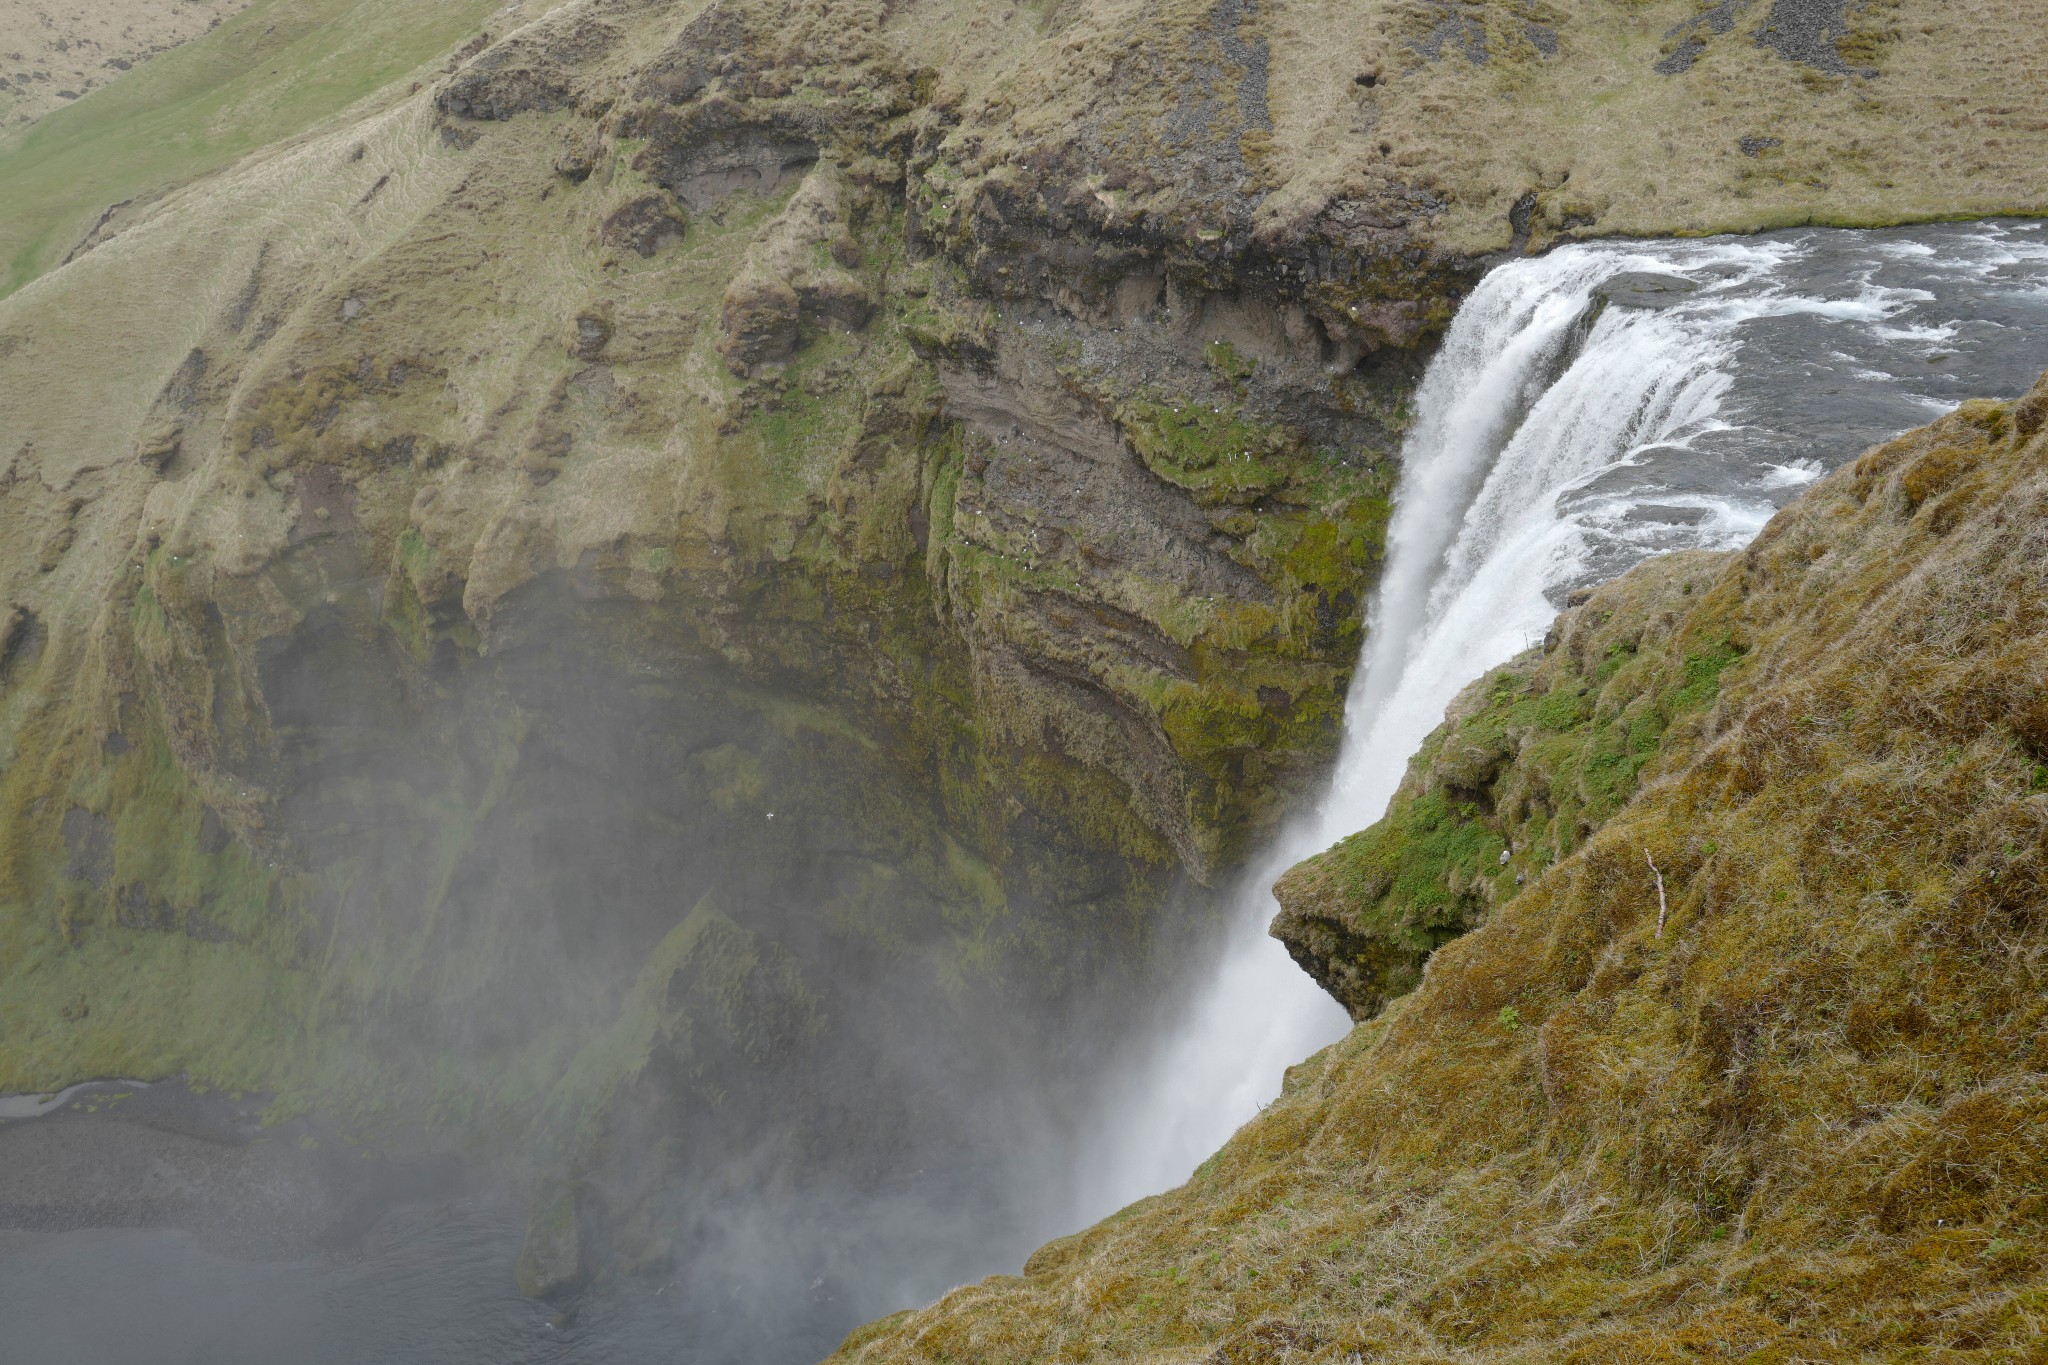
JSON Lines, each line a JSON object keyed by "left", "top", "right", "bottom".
{"left": 0, "top": 0, "right": 2045, "bottom": 1332}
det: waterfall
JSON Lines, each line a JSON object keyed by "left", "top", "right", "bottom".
{"left": 1080, "top": 219, "right": 2048, "bottom": 1216}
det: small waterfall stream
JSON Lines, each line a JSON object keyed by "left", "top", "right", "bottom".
{"left": 1086, "top": 219, "right": 2048, "bottom": 1214}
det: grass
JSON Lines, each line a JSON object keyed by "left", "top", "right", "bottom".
{"left": 1273, "top": 548, "right": 1752, "bottom": 1020}
{"left": 834, "top": 377, "right": 2048, "bottom": 1361}
{"left": 892, "top": 0, "right": 2048, "bottom": 275}
{"left": 0, "top": 0, "right": 251, "bottom": 137}
{"left": 0, "top": 0, "right": 497, "bottom": 298}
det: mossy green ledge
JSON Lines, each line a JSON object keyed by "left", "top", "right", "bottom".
{"left": 1273, "top": 550, "right": 1748, "bottom": 1021}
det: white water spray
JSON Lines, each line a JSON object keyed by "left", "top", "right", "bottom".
{"left": 1081, "top": 221, "right": 2048, "bottom": 1215}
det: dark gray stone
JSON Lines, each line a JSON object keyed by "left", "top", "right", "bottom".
{"left": 1414, "top": 6, "right": 1488, "bottom": 65}
{"left": 1755, "top": 0, "right": 1857, "bottom": 74}
{"left": 1655, "top": 0, "right": 1754, "bottom": 75}
{"left": 1596, "top": 272, "right": 1700, "bottom": 310}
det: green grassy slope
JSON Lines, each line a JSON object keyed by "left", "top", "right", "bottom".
{"left": 0, "top": 0, "right": 496, "bottom": 299}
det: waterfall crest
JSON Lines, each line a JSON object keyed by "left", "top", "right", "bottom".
{"left": 1083, "top": 220, "right": 2048, "bottom": 1216}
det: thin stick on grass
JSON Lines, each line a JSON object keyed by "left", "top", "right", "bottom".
{"left": 1644, "top": 847, "right": 1667, "bottom": 938}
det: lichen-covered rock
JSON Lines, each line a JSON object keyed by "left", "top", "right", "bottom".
{"left": 435, "top": 11, "right": 620, "bottom": 123}
{"left": 718, "top": 165, "right": 873, "bottom": 373}
{"left": 599, "top": 193, "right": 689, "bottom": 258}
{"left": 567, "top": 308, "right": 613, "bottom": 360}
{"left": 717, "top": 273, "right": 803, "bottom": 373}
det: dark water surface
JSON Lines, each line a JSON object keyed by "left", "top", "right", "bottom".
{"left": 1, "top": 1189, "right": 879, "bottom": 1365}
{"left": 0, "top": 1081, "right": 870, "bottom": 1364}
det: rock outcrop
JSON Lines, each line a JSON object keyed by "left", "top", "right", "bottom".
{"left": 1271, "top": 549, "right": 1741, "bottom": 1022}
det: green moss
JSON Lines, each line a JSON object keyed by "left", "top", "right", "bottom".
{"left": 923, "top": 363, "right": 1397, "bottom": 866}
{"left": 1378, "top": 792, "right": 1506, "bottom": 919}
{"left": 1276, "top": 555, "right": 1751, "bottom": 1020}
{"left": 1203, "top": 339, "right": 1257, "bottom": 388}
{"left": 396, "top": 527, "right": 434, "bottom": 583}
{"left": 0, "top": 705, "right": 315, "bottom": 1095}
{"left": 380, "top": 569, "right": 436, "bottom": 662}
{"left": 1119, "top": 399, "right": 1294, "bottom": 505}
{"left": 897, "top": 290, "right": 994, "bottom": 362}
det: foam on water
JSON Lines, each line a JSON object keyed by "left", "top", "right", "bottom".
{"left": 1088, "top": 219, "right": 2048, "bottom": 1213}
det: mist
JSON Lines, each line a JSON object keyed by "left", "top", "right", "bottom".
{"left": 4, "top": 525, "right": 1233, "bottom": 1363}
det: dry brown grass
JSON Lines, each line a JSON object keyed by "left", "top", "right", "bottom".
{"left": 0, "top": 0, "right": 249, "bottom": 136}
{"left": 834, "top": 374, "right": 2048, "bottom": 1362}
{"left": 889, "top": 0, "right": 2048, "bottom": 256}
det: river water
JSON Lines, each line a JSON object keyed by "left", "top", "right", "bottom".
{"left": 1086, "top": 217, "right": 2048, "bottom": 1211}
{"left": 5, "top": 220, "right": 2047, "bottom": 1364}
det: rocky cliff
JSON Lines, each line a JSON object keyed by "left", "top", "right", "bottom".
{"left": 1, "top": 0, "right": 2044, "bottom": 1313}
{"left": 1270, "top": 546, "right": 1744, "bottom": 1023}
{"left": 836, "top": 376, "right": 2048, "bottom": 1360}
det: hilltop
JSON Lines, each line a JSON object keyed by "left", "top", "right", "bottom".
{"left": 0, "top": 0, "right": 250, "bottom": 136}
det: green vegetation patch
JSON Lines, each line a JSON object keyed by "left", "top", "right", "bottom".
{"left": 1274, "top": 551, "right": 1747, "bottom": 1021}
{"left": 1120, "top": 398, "right": 1295, "bottom": 506}
{"left": 0, "top": 0, "right": 497, "bottom": 298}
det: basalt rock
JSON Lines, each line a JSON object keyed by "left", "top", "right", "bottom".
{"left": 598, "top": 193, "right": 688, "bottom": 257}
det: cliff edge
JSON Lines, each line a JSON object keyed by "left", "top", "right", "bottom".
{"left": 835, "top": 376, "right": 2048, "bottom": 1360}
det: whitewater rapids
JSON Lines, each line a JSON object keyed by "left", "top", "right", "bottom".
{"left": 1086, "top": 218, "right": 2048, "bottom": 1212}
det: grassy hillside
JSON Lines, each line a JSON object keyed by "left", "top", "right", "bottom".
{"left": 0, "top": 0, "right": 251, "bottom": 136}
{"left": 886, "top": 0, "right": 2048, "bottom": 261}
{"left": 835, "top": 377, "right": 2048, "bottom": 1361}
{"left": 13, "top": 0, "right": 2048, "bottom": 306}
{"left": 0, "top": 0, "right": 496, "bottom": 298}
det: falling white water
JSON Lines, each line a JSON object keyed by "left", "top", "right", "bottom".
{"left": 1078, "top": 220, "right": 2048, "bottom": 1216}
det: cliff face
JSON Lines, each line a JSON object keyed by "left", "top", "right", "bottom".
{"left": 1, "top": 0, "right": 2045, "bottom": 1306}
{"left": 0, "top": 0, "right": 1428, "bottom": 1283}
{"left": 835, "top": 377, "right": 2048, "bottom": 1361}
